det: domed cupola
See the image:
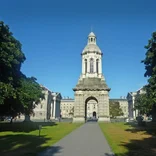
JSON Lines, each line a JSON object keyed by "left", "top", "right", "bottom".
{"left": 82, "top": 32, "right": 102, "bottom": 54}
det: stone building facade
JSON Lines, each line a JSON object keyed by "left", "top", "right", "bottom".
{"left": 73, "top": 32, "right": 111, "bottom": 122}
{"left": 127, "top": 92, "right": 137, "bottom": 119}
{"left": 60, "top": 98, "right": 74, "bottom": 118}
{"left": 60, "top": 98, "right": 129, "bottom": 119}
{"left": 127, "top": 87, "right": 145, "bottom": 119}
{"left": 30, "top": 86, "right": 62, "bottom": 121}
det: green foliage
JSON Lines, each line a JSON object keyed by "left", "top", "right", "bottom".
{"left": 0, "top": 76, "right": 44, "bottom": 118}
{"left": 109, "top": 101, "right": 124, "bottom": 118}
{"left": 0, "top": 82, "right": 16, "bottom": 104}
{"left": 17, "top": 76, "right": 45, "bottom": 115}
{"left": 142, "top": 32, "right": 156, "bottom": 78}
{"left": 0, "top": 21, "right": 44, "bottom": 118}
{"left": 142, "top": 32, "right": 156, "bottom": 121}
{"left": 142, "top": 32, "right": 156, "bottom": 102}
{"left": 0, "top": 21, "right": 25, "bottom": 104}
{"left": 134, "top": 92, "right": 151, "bottom": 115}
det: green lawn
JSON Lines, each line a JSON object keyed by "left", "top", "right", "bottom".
{"left": 0, "top": 122, "right": 82, "bottom": 156}
{"left": 99, "top": 122, "right": 156, "bottom": 156}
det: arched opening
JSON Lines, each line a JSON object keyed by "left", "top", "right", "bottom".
{"left": 85, "top": 59, "right": 87, "bottom": 73}
{"left": 96, "top": 59, "right": 99, "bottom": 73}
{"left": 93, "top": 111, "right": 96, "bottom": 118}
{"left": 85, "top": 96, "right": 98, "bottom": 122}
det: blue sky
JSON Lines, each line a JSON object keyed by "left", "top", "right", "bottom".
{"left": 1, "top": 0, "right": 156, "bottom": 98}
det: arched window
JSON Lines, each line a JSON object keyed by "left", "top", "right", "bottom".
{"left": 96, "top": 59, "right": 99, "bottom": 73}
{"left": 85, "top": 59, "right": 87, "bottom": 73}
{"left": 90, "top": 58, "right": 94, "bottom": 73}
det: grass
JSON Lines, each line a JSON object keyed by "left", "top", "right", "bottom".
{"left": 99, "top": 122, "right": 156, "bottom": 156}
{"left": 0, "top": 122, "right": 82, "bottom": 156}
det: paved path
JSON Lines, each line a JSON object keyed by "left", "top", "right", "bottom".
{"left": 38, "top": 122, "right": 114, "bottom": 156}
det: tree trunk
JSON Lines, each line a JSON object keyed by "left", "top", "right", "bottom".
{"left": 24, "top": 115, "right": 31, "bottom": 122}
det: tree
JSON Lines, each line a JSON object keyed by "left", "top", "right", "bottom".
{"left": 17, "top": 76, "right": 45, "bottom": 121}
{"left": 142, "top": 32, "right": 156, "bottom": 121}
{"left": 109, "top": 101, "right": 124, "bottom": 118}
{"left": 0, "top": 21, "right": 44, "bottom": 122}
{"left": 0, "top": 76, "right": 44, "bottom": 122}
{"left": 0, "top": 21, "right": 26, "bottom": 105}
{"left": 134, "top": 92, "right": 151, "bottom": 115}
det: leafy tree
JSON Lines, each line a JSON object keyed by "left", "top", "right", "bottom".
{"left": 142, "top": 32, "right": 156, "bottom": 121}
{"left": 0, "top": 21, "right": 44, "bottom": 122}
{"left": 109, "top": 101, "right": 124, "bottom": 118}
{"left": 0, "top": 76, "right": 44, "bottom": 122}
{"left": 0, "top": 21, "right": 26, "bottom": 104}
{"left": 17, "top": 76, "right": 45, "bottom": 121}
{"left": 134, "top": 92, "right": 151, "bottom": 115}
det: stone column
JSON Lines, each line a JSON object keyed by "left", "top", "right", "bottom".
{"left": 98, "top": 93, "right": 110, "bottom": 122}
{"left": 82, "top": 58, "right": 84, "bottom": 74}
{"left": 87, "top": 58, "right": 90, "bottom": 73}
{"left": 51, "top": 102, "right": 53, "bottom": 119}
{"left": 73, "top": 92, "right": 85, "bottom": 123}
{"left": 99, "top": 59, "right": 102, "bottom": 74}
{"left": 94, "top": 58, "right": 96, "bottom": 73}
{"left": 53, "top": 97, "right": 56, "bottom": 119}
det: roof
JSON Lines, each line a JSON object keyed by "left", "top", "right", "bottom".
{"left": 61, "top": 99, "right": 74, "bottom": 102}
{"left": 88, "top": 32, "right": 96, "bottom": 37}
{"left": 40, "top": 85, "right": 52, "bottom": 93}
{"left": 82, "top": 31, "right": 102, "bottom": 54}
{"left": 73, "top": 78, "right": 110, "bottom": 91}
{"left": 82, "top": 44, "right": 101, "bottom": 53}
{"left": 52, "top": 92, "right": 62, "bottom": 99}
{"left": 110, "top": 99, "right": 127, "bottom": 101}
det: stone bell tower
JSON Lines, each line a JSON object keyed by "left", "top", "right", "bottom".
{"left": 73, "top": 32, "right": 111, "bottom": 122}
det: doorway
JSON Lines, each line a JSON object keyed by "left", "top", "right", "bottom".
{"left": 93, "top": 111, "right": 96, "bottom": 118}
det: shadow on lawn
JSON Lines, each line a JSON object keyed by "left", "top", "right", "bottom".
{"left": 119, "top": 137, "right": 156, "bottom": 156}
{"left": 125, "top": 121, "right": 156, "bottom": 135}
{"left": 0, "top": 121, "right": 57, "bottom": 132}
{"left": 0, "top": 134, "right": 62, "bottom": 156}
{"left": 105, "top": 136, "right": 156, "bottom": 156}
{"left": 112, "top": 122, "right": 156, "bottom": 156}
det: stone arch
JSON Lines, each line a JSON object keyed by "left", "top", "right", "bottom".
{"left": 85, "top": 96, "right": 98, "bottom": 121}
{"left": 85, "top": 96, "right": 98, "bottom": 104}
